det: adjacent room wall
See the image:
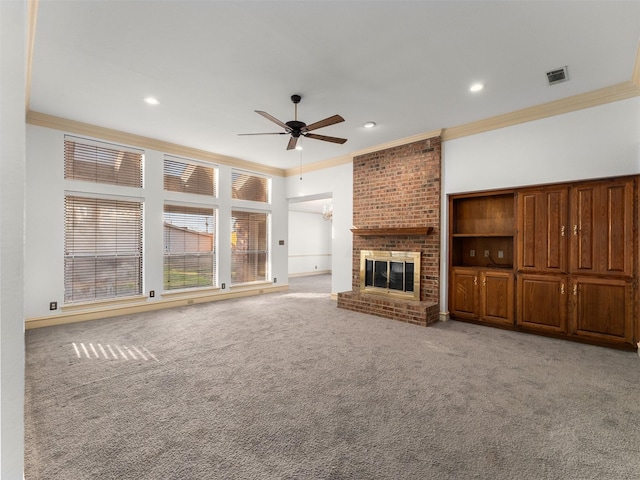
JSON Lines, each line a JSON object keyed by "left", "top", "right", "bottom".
{"left": 288, "top": 210, "right": 332, "bottom": 276}
{"left": 285, "top": 161, "right": 353, "bottom": 295}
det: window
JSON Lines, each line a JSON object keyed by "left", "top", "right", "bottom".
{"left": 231, "top": 211, "right": 269, "bottom": 284}
{"left": 232, "top": 170, "right": 270, "bottom": 203}
{"left": 64, "top": 136, "right": 143, "bottom": 187}
{"left": 164, "top": 205, "right": 216, "bottom": 290}
{"left": 64, "top": 196, "right": 143, "bottom": 303}
{"left": 164, "top": 156, "right": 216, "bottom": 196}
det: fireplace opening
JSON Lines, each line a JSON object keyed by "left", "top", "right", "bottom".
{"left": 360, "top": 250, "right": 420, "bottom": 300}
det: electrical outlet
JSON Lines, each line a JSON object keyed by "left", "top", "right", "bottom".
{"left": 221, "top": 283, "right": 226, "bottom": 289}
{"left": 498, "top": 251, "right": 504, "bottom": 259}
{"left": 484, "top": 250, "right": 490, "bottom": 257}
{"left": 49, "top": 301, "right": 57, "bottom": 311}
{"left": 469, "top": 250, "right": 475, "bottom": 257}
{"left": 273, "top": 278, "right": 277, "bottom": 283}
{"left": 149, "top": 290, "right": 155, "bottom": 298}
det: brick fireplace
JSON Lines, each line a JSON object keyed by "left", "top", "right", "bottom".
{"left": 337, "top": 136, "right": 441, "bottom": 326}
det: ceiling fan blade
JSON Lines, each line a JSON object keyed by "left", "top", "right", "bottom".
{"left": 286, "top": 136, "right": 299, "bottom": 150}
{"left": 238, "top": 132, "right": 287, "bottom": 136}
{"left": 304, "top": 133, "right": 348, "bottom": 145}
{"left": 255, "top": 110, "right": 289, "bottom": 130}
{"left": 303, "top": 114, "right": 345, "bottom": 132}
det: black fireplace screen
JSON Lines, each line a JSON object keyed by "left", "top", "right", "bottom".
{"left": 365, "top": 259, "right": 415, "bottom": 293}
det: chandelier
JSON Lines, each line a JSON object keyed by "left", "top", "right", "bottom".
{"left": 322, "top": 205, "right": 333, "bottom": 221}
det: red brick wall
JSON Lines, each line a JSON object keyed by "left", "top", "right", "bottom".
{"left": 351, "top": 137, "right": 441, "bottom": 304}
{"left": 338, "top": 136, "right": 441, "bottom": 326}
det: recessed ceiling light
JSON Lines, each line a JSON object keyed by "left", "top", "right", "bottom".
{"left": 469, "top": 83, "right": 484, "bottom": 92}
{"left": 363, "top": 122, "right": 376, "bottom": 128}
{"left": 144, "top": 97, "right": 160, "bottom": 105}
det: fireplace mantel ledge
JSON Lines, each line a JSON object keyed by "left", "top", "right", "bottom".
{"left": 350, "top": 226, "right": 434, "bottom": 236}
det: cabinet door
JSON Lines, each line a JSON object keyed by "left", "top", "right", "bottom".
{"left": 517, "top": 188, "right": 567, "bottom": 272}
{"left": 450, "top": 268, "right": 479, "bottom": 319}
{"left": 517, "top": 274, "right": 567, "bottom": 333}
{"left": 569, "top": 276, "right": 633, "bottom": 344}
{"left": 480, "top": 270, "right": 514, "bottom": 325}
{"left": 570, "top": 179, "right": 633, "bottom": 276}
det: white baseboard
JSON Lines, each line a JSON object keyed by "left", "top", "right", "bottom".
{"left": 288, "top": 270, "right": 331, "bottom": 278}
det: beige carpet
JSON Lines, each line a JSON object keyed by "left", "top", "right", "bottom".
{"left": 25, "top": 274, "right": 640, "bottom": 479}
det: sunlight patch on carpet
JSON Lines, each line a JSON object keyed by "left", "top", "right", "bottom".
{"left": 72, "top": 342, "right": 158, "bottom": 362}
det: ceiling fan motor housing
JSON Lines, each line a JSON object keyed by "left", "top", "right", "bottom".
{"left": 286, "top": 120, "right": 306, "bottom": 136}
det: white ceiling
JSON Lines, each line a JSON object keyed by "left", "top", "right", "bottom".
{"left": 31, "top": 1, "right": 639, "bottom": 171}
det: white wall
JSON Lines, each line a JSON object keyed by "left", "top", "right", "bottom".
{"left": 440, "top": 97, "right": 640, "bottom": 311}
{"left": 25, "top": 124, "right": 289, "bottom": 320}
{"left": 286, "top": 162, "right": 353, "bottom": 295}
{"left": 288, "top": 210, "right": 332, "bottom": 275}
{"left": 0, "top": 0, "right": 26, "bottom": 476}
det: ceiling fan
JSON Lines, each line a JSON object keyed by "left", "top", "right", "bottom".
{"left": 239, "top": 94, "right": 347, "bottom": 151}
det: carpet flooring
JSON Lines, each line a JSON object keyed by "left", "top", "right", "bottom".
{"left": 25, "top": 274, "right": 640, "bottom": 479}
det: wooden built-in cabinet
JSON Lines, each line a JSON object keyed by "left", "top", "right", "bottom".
{"left": 450, "top": 193, "right": 515, "bottom": 326}
{"left": 450, "top": 268, "right": 514, "bottom": 325}
{"left": 570, "top": 178, "right": 633, "bottom": 276}
{"left": 449, "top": 175, "right": 638, "bottom": 349}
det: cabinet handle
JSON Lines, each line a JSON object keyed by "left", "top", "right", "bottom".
{"left": 560, "top": 283, "right": 565, "bottom": 295}
{"left": 473, "top": 276, "right": 477, "bottom": 286}
{"left": 561, "top": 225, "right": 565, "bottom": 237}
{"left": 573, "top": 284, "right": 578, "bottom": 296}
{"left": 482, "top": 277, "right": 486, "bottom": 286}
{"left": 573, "top": 224, "right": 578, "bottom": 236}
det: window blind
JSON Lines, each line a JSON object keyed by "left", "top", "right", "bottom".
{"left": 64, "top": 196, "right": 143, "bottom": 303}
{"left": 164, "top": 156, "right": 216, "bottom": 196}
{"left": 164, "top": 204, "right": 216, "bottom": 290}
{"left": 231, "top": 170, "right": 270, "bottom": 203}
{"left": 64, "top": 137, "right": 143, "bottom": 187}
{"left": 231, "top": 210, "right": 268, "bottom": 284}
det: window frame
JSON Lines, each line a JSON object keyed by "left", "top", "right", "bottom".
{"left": 63, "top": 193, "right": 144, "bottom": 304}
{"left": 163, "top": 203, "right": 217, "bottom": 291}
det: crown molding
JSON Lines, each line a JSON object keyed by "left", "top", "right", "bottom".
{"left": 287, "top": 80, "right": 640, "bottom": 177}
{"left": 26, "top": 0, "right": 39, "bottom": 111}
{"left": 26, "top": 111, "right": 287, "bottom": 177}
{"left": 442, "top": 81, "right": 640, "bottom": 141}
{"left": 632, "top": 40, "right": 640, "bottom": 87}
{"left": 351, "top": 129, "right": 443, "bottom": 158}
{"left": 283, "top": 129, "right": 443, "bottom": 177}
{"left": 284, "top": 154, "right": 353, "bottom": 177}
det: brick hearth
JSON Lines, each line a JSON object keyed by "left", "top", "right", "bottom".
{"left": 337, "top": 136, "right": 441, "bottom": 327}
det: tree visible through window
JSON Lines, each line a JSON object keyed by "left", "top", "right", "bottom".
{"left": 231, "top": 211, "right": 268, "bottom": 284}
{"left": 232, "top": 170, "right": 270, "bottom": 203}
{"left": 164, "top": 205, "right": 216, "bottom": 290}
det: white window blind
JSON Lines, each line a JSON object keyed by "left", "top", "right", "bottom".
{"left": 64, "top": 136, "right": 143, "bottom": 187}
{"left": 64, "top": 196, "right": 143, "bottom": 303}
{"left": 231, "top": 170, "right": 270, "bottom": 203}
{"left": 164, "top": 156, "right": 216, "bottom": 196}
{"left": 231, "top": 211, "right": 268, "bottom": 284}
{"left": 164, "top": 204, "right": 216, "bottom": 290}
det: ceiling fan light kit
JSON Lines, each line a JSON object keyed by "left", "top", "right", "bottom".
{"left": 239, "top": 94, "right": 348, "bottom": 151}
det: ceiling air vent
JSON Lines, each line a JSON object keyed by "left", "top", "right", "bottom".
{"left": 546, "top": 66, "right": 569, "bottom": 85}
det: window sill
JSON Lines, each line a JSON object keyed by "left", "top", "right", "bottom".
{"left": 61, "top": 294, "right": 147, "bottom": 312}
